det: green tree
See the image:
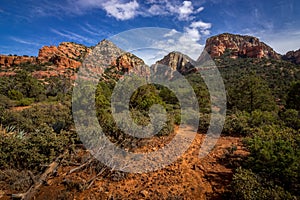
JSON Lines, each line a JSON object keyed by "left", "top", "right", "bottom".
{"left": 229, "top": 73, "right": 277, "bottom": 112}
{"left": 286, "top": 81, "right": 300, "bottom": 111}
{"left": 14, "top": 71, "right": 45, "bottom": 100}
{"left": 130, "top": 84, "right": 165, "bottom": 111}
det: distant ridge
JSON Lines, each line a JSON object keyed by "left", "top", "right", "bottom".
{"left": 203, "top": 33, "right": 281, "bottom": 60}
{"left": 0, "top": 33, "right": 299, "bottom": 80}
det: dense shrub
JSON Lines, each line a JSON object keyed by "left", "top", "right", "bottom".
{"left": 0, "top": 127, "right": 70, "bottom": 171}
{"left": 230, "top": 167, "right": 294, "bottom": 200}
{"left": 242, "top": 125, "right": 300, "bottom": 196}
{"left": 279, "top": 109, "right": 300, "bottom": 130}
{"left": 286, "top": 81, "right": 300, "bottom": 111}
{"left": 8, "top": 89, "right": 23, "bottom": 100}
{"left": 223, "top": 111, "right": 250, "bottom": 135}
{"left": 228, "top": 73, "right": 277, "bottom": 112}
{"left": 17, "top": 98, "right": 34, "bottom": 106}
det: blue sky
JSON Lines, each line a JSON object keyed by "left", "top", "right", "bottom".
{"left": 0, "top": 0, "right": 299, "bottom": 57}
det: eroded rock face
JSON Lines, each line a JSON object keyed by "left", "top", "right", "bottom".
{"left": 0, "top": 55, "right": 36, "bottom": 67}
{"left": 283, "top": 49, "right": 300, "bottom": 64}
{"left": 154, "top": 51, "right": 196, "bottom": 75}
{"left": 77, "top": 40, "right": 149, "bottom": 81}
{"left": 204, "top": 33, "right": 281, "bottom": 59}
{"left": 0, "top": 42, "right": 92, "bottom": 79}
{"left": 38, "top": 42, "right": 91, "bottom": 69}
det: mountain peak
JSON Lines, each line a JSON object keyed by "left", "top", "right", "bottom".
{"left": 283, "top": 49, "right": 300, "bottom": 64}
{"left": 155, "top": 51, "right": 196, "bottom": 75}
{"left": 204, "top": 33, "right": 281, "bottom": 59}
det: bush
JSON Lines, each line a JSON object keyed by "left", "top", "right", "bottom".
{"left": 243, "top": 125, "right": 300, "bottom": 196}
{"left": 8, "top": 89, "right": 23, "bottom": 100}
{"left": 230, "top": 167, "right": 294, "bottom": 200}
{"left": 223, "top": 111, "right": 250, "bottom": 135}
{"left": 0, "top": 126, "right": 70, "bottom": 171}
{"left": 0, "top": 94, "right": 15, "bottom": 108}
{"left": 280, "top": 109, "right": 300, "bottom": 130}
{"left": 286, "top": 81, "right": 300, "bottom": 111}
{"left": 248, "top": 110, "right": 278, "bottom": 128}
{"left": 17, "top": 98, "right": 34, "bottom": 106}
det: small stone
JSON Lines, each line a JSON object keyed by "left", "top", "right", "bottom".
{"left": 140, "top": 190, "right": 149, "bottom": 197}
{"left": 0, "top": 190, "right": 5, "bottom": 198}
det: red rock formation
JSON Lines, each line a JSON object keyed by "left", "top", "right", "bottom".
{"left": 155, "top": 51, "right": 196, "bottom": 75}
{"left": 38, "top": 42, "right": 91, "bottom": 70}
{"left": 0, "top": 55, "right": 36, "bottom": 67}
{"left": 283, "top": 49, "right": 300, "bottom": 64}
{"left": 203, "top": 33, "right": 281, "bottom": 59}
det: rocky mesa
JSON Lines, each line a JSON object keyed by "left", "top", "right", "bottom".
{"left": 203, "top": 33, "right": 281, "bottom": 59}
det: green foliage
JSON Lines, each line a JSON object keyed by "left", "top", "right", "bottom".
{"left": 130, "top": 84, "right": 165, "bottom": 111}
{"left": 0, "top": 127, "right": 69, "bottom": 171}
{"left": 223, "top": 111, "right": 250, "bottom": 135}
{"left": 223, "top": 110, "right": 279, "bottom": 135}
{"left": 0, "top": 94, "right": 15, "bottom": 108}
{"left": 185, "top": 73, "right": 211, "bottom": 113}
{"left": 248, "top": 110, "right": 278, "bottom": 128}
{"left": 0, "top": 71, "right": 45, "bottom": 101}
{"left": 159, "top": 87, "right": 179, "bottom": 105}
{"left": 279, "top": 109, "right": 300, "bottom": 130}
{"left": 286, "top": 81, "right": 300, "bottom": 111}
{"left": 217, "top": 58, "right": 300, "bottom": 104}
{"left": 243, "top": 125, "right": 300, "bottom": 196}
{"left": 8, "top": 89, "right": 23, "bottom": 100}
{"left": 228, "top": 73, "right": 277, "bottom": 112}
{"left": 45, "top": 76, "right": 73, "bottom": 98}
{"left": 230, "top": 167, "right": 294, "bottom": 200}
{"left": 0, "top": 102, "right": 73, "bottom": 133}
{"left": 17, "top": 98, "right": 34, "bottom": 106}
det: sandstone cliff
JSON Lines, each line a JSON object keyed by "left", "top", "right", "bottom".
{"left": 38, "top": 42, "right": 91, "bottom": 69}
{"left": 203, "top": 33, "right": 281, "bottom": 60}
{"left": 154, "top": 51, "right": 196, "bottom": 75}
{"left": 282, "top": 49, "right": 300, "bottom": 64}
{"left": 0, "top": 55, "right": 37, "bottom": 67}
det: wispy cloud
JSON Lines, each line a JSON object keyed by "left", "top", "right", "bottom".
{"left": 10, "top": 37, "right": 41, "bottom": 46}
{"left": 51, "top": 29, "right": 96, "bottom": 44}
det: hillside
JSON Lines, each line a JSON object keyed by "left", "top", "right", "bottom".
{"left": 0, "top": 33, "right": 300, "bottom": 199}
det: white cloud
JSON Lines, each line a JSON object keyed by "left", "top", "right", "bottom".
{"left": 148, "top": 4, "right": 167, "bottom": 15}
{"left": 190, "top": 20, "right": 212, "bottom": 29}
{"left": 163, "top": 1, "right": 205, "bottom": 21}
{"left": 184, "top": 27, "right": 201, "bottom": 41}
{"left": 196, "top": 6, "right": 204, "bottom": 12}
{"left": 153, "top": 28, "right": 205, "bottom": 60}
{"left": 102, "top": 0, "right": 139, "bottom": 20}
{"left": 178, "top": 1, "right": 194, "bottom": 20}
{"left": 151, "top": 18, "right": 212, "bottom": 60}
{"left": 71, "top": 0, "right": 139, "bottom": 20}
{"left": 163, "top": 29, "right": 178, "bottom": 37}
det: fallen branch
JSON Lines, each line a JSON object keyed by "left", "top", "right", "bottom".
{"left": 12, "top": 152, "right": 66, "bottom": 200}
{"left": 85, "top": 166, "right": 108, "bottom": 190}
{"left": 67, "top": 157, "right": 93, "bottom": 175}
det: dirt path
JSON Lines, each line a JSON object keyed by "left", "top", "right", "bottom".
{"left": 33, "top": 127, "right": 248, "bottom": 200}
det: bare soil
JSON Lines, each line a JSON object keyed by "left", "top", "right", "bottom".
{"left": 31, "top": 131, "right": 248, "bottom": 200}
